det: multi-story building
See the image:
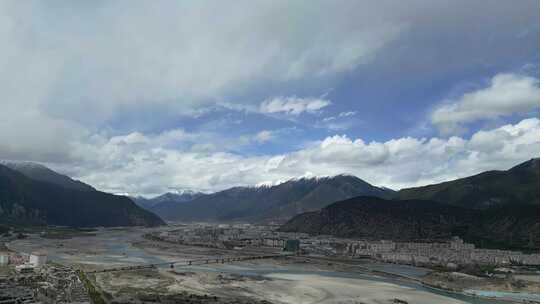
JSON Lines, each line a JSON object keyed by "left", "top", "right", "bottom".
{"left": 346, "top": 237, "right": 540, "bottom": 267}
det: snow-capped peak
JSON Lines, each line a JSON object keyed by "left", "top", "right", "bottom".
{"left": 253, "top": 173, "right": 359, "bottom": 189}
{"left": 169, "top": 189, "right": 200, "bottom": 195}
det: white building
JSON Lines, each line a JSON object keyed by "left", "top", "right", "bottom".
{"left": 0, "top": 252, "right": 9, "bottom": 266}
{"left": 29, "top": 252, "right": 47, "bottom": 267}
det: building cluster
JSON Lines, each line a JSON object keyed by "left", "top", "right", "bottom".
{"left": 1, "top": 247, "right": 90, "bottom": 304}
{"left": 0, "top": 264, "right": 90, "bottom": 304}
{"left": 0, "top": 251, "right": 47, "bottom": 273}
{"left": 151, "top": 223, "right": 307, "bottom": 250}
{"left": 34, "top": 265, "right": 90, "bottom": 304}
{"left": 0, "top": 276, "right": 37, "bottom": 304}
{"left": 298, "top": 236, "right": 356, "bottom": 256}
{"left": 150, "top": 224, "right": 540, "bottom": 268}
{"left": 345, "top": 237, "right": 540, "bottom": 267}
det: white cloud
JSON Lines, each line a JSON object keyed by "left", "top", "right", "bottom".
{"left": 254, "top": 130, "right": 276, "bottom": 143}
{"left": 0, "top": 0, "right": 398, "bottom": 136}
{"left": 0, "top": 1, "right": 403, "bottom": 162}
{"left": 259, "top": 96, "right": 331, "bottom": 115}
{"left": 339, "top": 111, "right": 357, "bottom": 118}
{"left": 2, "top": 1, "right": 540, "bottom": 196}
{"left": 321, "top": 111, "right": 358, "bottom": 130}
{"left": 1, "top": 1, "right": 539, "bottom": 164}
{"left": 432, "top": 73, "right": 540, "bottom": 134}
{"left": 323, "top": 111, "right": 357, "bottom": 122}
{"left": 50, "top": 118, "right": 540, "bottom": 196}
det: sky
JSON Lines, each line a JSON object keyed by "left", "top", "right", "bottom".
{"left": 2, "top": 0, "right": 540, "bottom": 196}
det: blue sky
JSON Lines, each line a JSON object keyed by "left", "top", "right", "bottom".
{"left": 2, "top": 1, "right": 540, "bottom": 196}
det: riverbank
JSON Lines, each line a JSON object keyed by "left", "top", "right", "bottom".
{"left": 90, "top": 265, "right": 469, "bottom": 304}
{"left": 298, "top": 256, "right": 540, "bottom": 304}
{"left": 422, "top": 271, "right": 540, "bottom": 303}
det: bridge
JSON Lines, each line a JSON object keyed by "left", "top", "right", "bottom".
{"left": 87, "top": 253, "right": 293, "bottom": 274}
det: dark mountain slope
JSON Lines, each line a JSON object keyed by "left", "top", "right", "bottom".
{"left": 131, "top": 196, "right": 158, "bottom": 210}
{"left": 0, "top": 165, "right": 164, "bottom": 227}
{"left": 397, "top": 158, "right": 540, "bottom": 209}
{"left": 133, "top": 191, "right": 206, "bottom": 211}
{"left": 1, "top": 161, "right": 95, "bottom": 192}
{"left": 153, "top": 175, "right": 394, "bottom": 222}
{"left": 280, "top": 196, "right": 474, "bottom": 240}
{"left": 280, "top": 196, "right": 540, "bottom": 250}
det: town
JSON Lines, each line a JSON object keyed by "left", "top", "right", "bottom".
{"left": 0, "top": 259, "right": 90, "bottom": 304}
{"left": 347, "top": 237, "right": 540, "bottom": 268}
{"left": 148, "top": 223, "right": 540, "bottom": 268}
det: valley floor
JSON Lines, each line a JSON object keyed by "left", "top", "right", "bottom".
{"left": 3, "top": 227, "right": 537, "bottom": 304}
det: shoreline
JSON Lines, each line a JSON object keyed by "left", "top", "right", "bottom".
{"left": 288, "top": 256, "right": 536, "bottom": 304}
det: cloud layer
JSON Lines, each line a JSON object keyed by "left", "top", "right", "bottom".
{"left": 56, "top": 118, "right": 540, "bottom": 196}
{"left": 1, "top": 1, "right": 540, "bottom": 196}
{"left": 0, "top": 0, "right": 403, "bottom": 162}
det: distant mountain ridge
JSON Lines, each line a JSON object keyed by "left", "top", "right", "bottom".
{"left": 0, "top": 160, "right": 95, "bottom": 192}
{"left": 152, "top": 174, "right": 395, "bottom": 222}
{"left": 396, "top": 158, "right": 540, "bottom": 209}
{"left": 0, "top": 163, "right": 164, "bottom": 227}
{"left": 280, "top": 196, "right": 540, "bottom": 250}
{"left": 281, "top": 158, "right": 540, "bottom": 250}
{"left": 132, "top": 191, "right": 206, "bottom": 211}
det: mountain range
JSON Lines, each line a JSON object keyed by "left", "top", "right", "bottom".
{"left": 148, "top": 175, "right": 395, "bottom": 222}
{"left": 280, "top": 195, "right": 540, "bottom": 250}
{"left": 281, "top": 158, "right": 540, "bottom": 250}
{"left": 397, "top": 158, "right": 540, "bottom": 209}
{"left": 0, "top": 162, "right": 164, "bottom": 227}
{"left": 132, "top": 190, "right": 206, "bottom": 210}
{"left": 0, "top": 161, "right": 96, "bottom": 192}
{"left": 2, "top": 156, "right": 539, "bottom": 241}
